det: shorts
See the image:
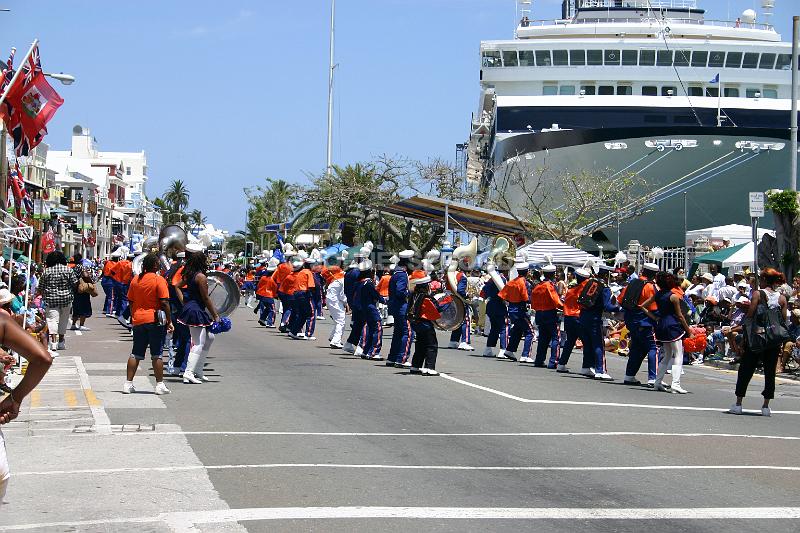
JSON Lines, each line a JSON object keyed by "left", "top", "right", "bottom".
{"left": 45, "top": 305, "right": 71, "bottom": 336}
{"left": 131, "top": 323, "right": 166, "bottom": 360}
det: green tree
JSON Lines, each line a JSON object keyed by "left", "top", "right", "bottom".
{"left": 188, "top": 209, "right": 207, "bottom": 229}
{"left": 164, "top": 179, "right": 190, "bottom": 215}
{"left": 234, "top": 178, "right": 299, "bottom": 253}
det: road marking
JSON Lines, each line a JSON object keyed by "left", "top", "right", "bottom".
{"left": 2, "top": 506, "right": 800, "bottom": 531}
{"left": 64, "top": 389, "right": 79, "bottom": 407}
{"left": 29, "top": 390, "right": 40, "bottom": 408}
{"left": 12, "top": 463, "right": 800, "bottom": 477}
{"left": 83, "top": 389, "right": 102, "bottom": 406}
{"left": 74, "top": 356, "right": 111, "bottom": 434}
{"left": 439, "top": 373, "right": 800, "bottom": 415}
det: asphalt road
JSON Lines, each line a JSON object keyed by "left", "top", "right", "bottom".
{"left": 4, "top": 304, "right": 800, "bottom": 532}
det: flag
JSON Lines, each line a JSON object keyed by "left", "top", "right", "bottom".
{"left": 709, "top": 73, "right": 719, "bottom": 84}
{"left": 273, "top": 231, "right": 285, "bottom": 262}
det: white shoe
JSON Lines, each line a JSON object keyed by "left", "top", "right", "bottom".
{"left": 496, "top": 350, "right": 509, "bottom": 360}
{"left": 594, "top": 373, "right": 614, "bottom": 381}
{"left": 578, "top": 367, "right": 596, "bottom": 377}
{"left": 354, "top": 346, "right": 364, "bottom": 357}
{"left": 197, "top": 375, "right": 210, "bottom": 382}
{"left": 425, "top": 369, "right": 439, "bottom": 376}
{"left": 519, "top": 357, "right": 531, "bottom": 363}
{"left": 48, "top": 349, "right": 59, "bottom": 358}
{"left": 155, "top": 382, "right": 171, "bottom": 395}
{"left": 728, "top": 404, "right": 743, "bottom": 415}
{"left": 420, "top": 367, "right": 429, "bottom": 375}
{"left": 317, "top": 316, "right": 326, "bottom": 320}
{"left": 369, "top": 355, "right": 384, "bottom": 361}
{"left": 122, "top": 381, "right": 135, "bottom": 394}
{"left": 402, "top": 361, "right": 412, "bottom": 368}
{"left": 482, "top": 347, "right": 494, "bottom": 357}
{"left": 330, "top": 342, "right": 344, "bottom": 349}
{"left": 48, "top": 341, "right": 56, "bottom": 351}
{"left": 57, "top": 341, "right": 66, "bottom": 350}
{"left": 761, "top": 407, "right": 771, "bottom": 417}
{"left": 343, "top": 343, "right": 355, "bottom": 354}
{"left": 457, "top": 342, "right": 474, "bottom": 351}
{"left": 671, "top": 384, "right": 688, "bottom": 394}
{"left": 556, "top": 364, "right": 569, "bottom": 373}
{"left": 448, "top": 341, "right": 459, "bottom": 349}
{"left": 79, "top": 326, "right": 91, "bottom": 331}
{"left": 183, "top": 372, "right": 202, "bottom": 384}
{"left": 304, "top": 336, "right": 317, "bottom": 341}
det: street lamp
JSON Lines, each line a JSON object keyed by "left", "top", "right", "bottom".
{"left": 44, "top": 72, "right": 75, "bottom": 85}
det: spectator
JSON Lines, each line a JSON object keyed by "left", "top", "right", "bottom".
{"left": 71, "top": 267, "right": 97, "bottom": 331}
{"left": 37, "top": 251, "right": 78, "bottom": 351}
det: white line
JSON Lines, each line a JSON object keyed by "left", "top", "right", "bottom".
{"left": 439, "top": 373, "right": 800, "bottom": 415}
{"left": 11, "top": 463, "right": 800, "bottom": 477}
{"left": 2, "top": 506, "right": 800, "bottom": 531}
{"left": 74, "top": 356, "right": 111, "bottom": 434}
{"left": 74, "top": 330, "right": 83, "bottom": 336}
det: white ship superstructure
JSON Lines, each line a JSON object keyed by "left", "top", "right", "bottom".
{"left": 470, "top": 0, "right": 797, "bottom": 246}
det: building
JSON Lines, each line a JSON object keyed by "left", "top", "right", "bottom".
{"left": 46, "top": 125, "right": 162, "bottom": 258}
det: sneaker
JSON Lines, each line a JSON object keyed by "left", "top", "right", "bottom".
{"left": 197, "top": 375, "right": 211, "bottom": 382}
{"left": 354, "top": 347, "right": 364, "bottom": 357}
{"left": 409, "top": 367, "right": 423, "bottom": 374}
{"left": 457, "top": 342, "right": 474, "bottom": 351}
{"left": 69, "top": 324, "right": 78, "bottom": 330}
{"left": 266, "top": 324, "right": 276, "bottom": 328}
{"left": 369, "top": 355, "right": 384, "bottom": 361}
{"left": 342, "top": 343, "right": 355, "bottom": 354}
{"left": 330, "top": 342, "right": 344, "bottom": 349}
{"left": 426, "top": 369, "right": 439, "bottom": 376}
{"left": 761, "top": 407, "right": 771, "bottom": 417}
{"left": 654, "top": 381, "right": 669, "bottom": 392}
{"left": 448, "top": 341, "right": 459, "bottom": 349}
{"left": 48, "top": 341, "right": 56, "bottom": 351}
{"left": 155, "top": 382, "right": 171, "bottom": 395}
{"left": 496, "top": 350, "right": 512, "bottom": 360}
{"left": 317, "top": 316, "right": 326, "bottom": 320}
{"left": 288, "top": 333, "right": 302, "bottom": 340}
{"left": 556, "top": 365, "right": 569, "bottom": 373}
{"left": 594, "top": 373, "right": 614, "bottom": 381}
{"left": 671, "top": 384, "right": 688, "bottom": 394}
{"left": 385, "top": 361, "right": 396, "bottom": 367}
{"left": 183, "top": 372, "right": 202, "bottom": 384}
{"left": 646, "top": 379, "right": 656, "bottom": 388}
{"left": 79, "top": 326, "right": 91, "bottom": 331}
{"left": 57, "top": 341, "right": 66, "bottom": 351}
{"left": 304, "top": 336, "right": 317, "bottom": 341}
{"left": 503, "top": 351, "right": 517, "bottom": 361}
{"left": 258, "top": 320, "right": 266, "bottom": 327}
{"left": 402, "top": 361, "right": 412, "bottom": 368}
{"left": 728, "top": 404, "right": 743, "bottom": 415}
{"left": 482, "top": 347, "right": 494, "bottom": 358}
{"left": 420, "top": 367, "right": 429, "bottom": 375}
{"left": 578, "top": 367, "right": 596, "bottom": 378}
{"left": 122, "top": 381, "right": 136, "bottom": 394}
{"left": 623, "top": 378, "right": 642, "bottom": 386}
{"left": 48, "top": 349, "right": 59, "bottom": 359}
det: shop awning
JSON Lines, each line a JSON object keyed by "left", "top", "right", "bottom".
{"left": 381, "top": 195, "right": 522, "bottom": 236}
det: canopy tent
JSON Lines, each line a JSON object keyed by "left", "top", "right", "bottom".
{"left": 685, "top": 224, "right": 773, "bottom": 248}
{"left": 516, "top": 240, "right": 602, "bottom": 266}
{"left": 691, "top": 241, "right": 755, "bottom": 276}
{"left": 381, "top": 195, "right": 522, "bottom": 236}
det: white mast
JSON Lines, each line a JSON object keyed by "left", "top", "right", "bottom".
{"left": 326, "top": 0, "right": 336, "bottom": 178}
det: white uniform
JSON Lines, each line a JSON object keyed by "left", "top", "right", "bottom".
{"left": 0, "top": 429, "right": 9, "bottom": 505}
{"left": 326, "top": 278, "right": 347, "bottom": 345}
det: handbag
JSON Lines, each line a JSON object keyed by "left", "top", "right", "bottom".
{"left": 77, "top": 279, "right": 92, "bottom": 294}
{"left": 743, "top": 290, "right": 790, "bottom": 354}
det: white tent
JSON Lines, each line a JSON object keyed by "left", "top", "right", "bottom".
{"left": 685, "top": 224, "right": 773, "bottom": 248}
{"left": 516, "top": 240, "right": 601, "bottom": 266}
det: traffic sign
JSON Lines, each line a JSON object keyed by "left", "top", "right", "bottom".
{"left": 749, "top": 192, "right": 765, "bottom": 218}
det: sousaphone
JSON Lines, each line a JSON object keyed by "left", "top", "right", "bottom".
{"left": 434, "top": 238, "right": 477, "bottom": 331}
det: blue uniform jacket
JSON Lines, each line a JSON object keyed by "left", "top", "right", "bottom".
{"left": 579, "top": 285, "right": 620, "bottom": 324}
{"left": 344, "top": 267, "right": 360, "bottom": 306}
{"left": 356, "top": 278, "right": 385, "bottom": 320}
{"left": 387, "top": 270, "right": 409, "bottom": 316}
{"left": 482, "top": 275, "right": 508, "bottom": 317}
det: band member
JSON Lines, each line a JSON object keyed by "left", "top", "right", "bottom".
{"left": 556, "top": 274, "right": 582, "bottom": 373}
{"left": 481, "top": 267, "right": 510, "bottom": 358}
{"left": 619, "top": 262, "right": 660, "bottom": 386}
{"left": 576, "top": 266, "right": 620, "bottom": 380}
{"left": 101, "top": 254, "right": 117, "bottom": 316}
{"left": 326, "top": 265, "right": 347, "bottom": 348}
{"left": 242, "top": 268, "right": 256, "bottom": 308}
{"left": 311, "top": 261, "right": 325, "bottom": 320}
{"left": 344, "top": 247, "right": 370, "bottom": 354}
{"left": 289, "top": 257, "right": 313, "bottom": 340}
{"left": 447, "top": 269, "right": 474, "bottom": 351}
{"left": 498, "top": 262, "right": 534, "bottom": 362}
{"left": 281, "top": 257, "right": 301, "bottom": 336}
{"left": 301, "top": 257, "right": 317, "bottom": 339}
{"left": 273, "top": 248, "right": 295, "bottom": 332}
{"left": 256, "top": 260, "right": 278, "bottom": 327}
{"left": 409, "top": 273, "right": 441, "bottom": 375}
{"left": 112, "top": 250, "right": 134, "bottom": 320}
{"left": 387, "top": 250, "right": 415, "bottom": 367}
{"left": 355, "top": 260, "right": 385, "bottom": 360}
{"left": 531, "top": 263, "right": 563, "bottom": 367}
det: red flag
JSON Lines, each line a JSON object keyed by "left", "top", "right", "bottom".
{"left": 7, "top": 71, "right": 62, "bottom": 151}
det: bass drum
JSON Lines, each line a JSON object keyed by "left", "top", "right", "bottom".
{"left": 433, "top": 292, "right": 466, "bottom": 331}
{"left": 206, "top": 271, "right": 240, "bottom": 318}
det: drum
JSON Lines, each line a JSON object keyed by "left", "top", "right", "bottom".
{"left": 433, "top": 292, "right": 466, "bottom": 331}
{"left": 206, "top": 271, "right": 241, "bottom": 318}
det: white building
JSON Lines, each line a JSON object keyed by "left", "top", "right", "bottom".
{"left": 47, "top": 125, "right": 162, "bottom": 258}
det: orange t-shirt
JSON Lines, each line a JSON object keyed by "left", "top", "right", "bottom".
{"left": 245, "top": 272, "right": 255, "bottom": 282}
{"left": 499, "top": 277, "right": 529, "bottom": 303}
{"left": 171, "top": 265, "right": 185, "bottom": 286}
{"left": 295, "top": 269, "right": 310, "bottom": 292}
{"left": 530, "top": 281, "right": 563, "bottom": 311}
{"left": 102, "top": 261, "right": 116, "bottom": 278}
{"left": 113, "top": 260, "right": 133, "bottom": 284}
{"left": 126, "top": 272, "right": 169, "bottom": 326}
{"left": 376, "top": 275, "right": 391, "bottom": 297}
{"left": 256, "top": 276, "right": 277, "bottom": 298}
{"left": 563, "top": 285, "right": 582, "bottom": 317}
{"left": 281, "top": 270, "right": 299, "bottom": 295}
{"left": 273, "top": 262, "right": 292, "bottom": 290}
{"left": 303, "top": 269, "right": 316, "bottom": 289}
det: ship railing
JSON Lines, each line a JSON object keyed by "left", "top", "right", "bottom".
{"left": 579, "top": 0, "right": 697, "bottom": 8}
{"left": 521, "top": 17, "right": 774, "bottom": 31}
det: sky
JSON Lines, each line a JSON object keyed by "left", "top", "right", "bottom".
{"left": 1, "top": 0, "right": 796, "bottom": 233}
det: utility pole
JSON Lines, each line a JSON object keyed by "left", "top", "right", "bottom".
{"left": 326, "top": 0, "right": 336, "bottom": 178}
{"left": 791, "top": 15, "right": 799, "bottom": 191}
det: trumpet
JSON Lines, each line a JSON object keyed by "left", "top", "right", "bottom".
{"left": 486, "top": 236, "right": 516, "bottom": 290}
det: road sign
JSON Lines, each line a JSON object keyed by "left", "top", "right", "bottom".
{"left": 749, "top": 192, "right": 765, "bottom": 218}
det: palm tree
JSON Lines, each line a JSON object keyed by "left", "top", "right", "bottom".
{"left": 164, "top": 179, "right": 190, "bottom": 215}
{"left": 189, "top": 209, "right": 207, "bottom": 228}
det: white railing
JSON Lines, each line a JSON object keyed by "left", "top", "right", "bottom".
{"left": 521, "top": 17, "right": 774, "bottom": 31}
{"left": 580, "top": 0, "right": 697, "bottom": 8}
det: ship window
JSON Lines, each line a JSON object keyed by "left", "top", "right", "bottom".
{"left": 543, "top": 84, "right": 558, "bottom": 95}
{"left": 570, "top": 50, "right": 586, "bottom": 65}
{"left": 559, "top": 85, "right": 576, "bottom": 95}
{"left": 661, "top": 86, "right": 677, "bottom": 96}
{"left": 724, "top": 87, "right": 739, "bottom": 97}
{"left": 518, "top": 50, "right": 535, "bottom": 66}
{"left": 553, "top": 50, "right": 569, "bottom": 66}
{"left": 587, "top": 50, "right": 603, "bottom": 65}
{"left": 776, "top": 54, "right": 792, "bottom": 70}
{"left": 580, "top": 85, "right": 596, "bottom": 95}
{"left": 674, "top": 115, "right": 695, "bottom": 124}
{"left": 536, "top": 50, "right": 552, "bottom": 66}
{"left": 742, "top": 52, "right": 759, "bottom": 69}
{"left": 706, "top": 87, "right": 719, "bottom": 97}
{"left": 642, "top": 86, "right": 658, "bottom": 96}
{"left": 687, "top": 86, "right": 703, "bottom": 96}
{"left": 617, "top": 85, "right": 632, "bottom": 95}
{"left": 656, "top": 50, "right": 673, "bottom": 66}
{"left": 691, "top": 51, "right": 708, "bottom": 67}
{"left": 598, "top": 85, "right": 614, "bottom": 95}
{"left": 604, "top": 49, "right": 620, "bottom": 65}
{"left": 482, "top": 51, "right": 502, "bottom": 68}
{"left": 622, "top": 50, "right": 637, "bottom": 66}
{"left": 725, "top": 52, "right": 743, "bottom": 68}
{"left": 503, "top": 50, "right": 519, "bottom": 67}
{"left": 674, "top": 50, "right": 691, "bottom": 67}
{"left": 745, "top": 88, "right": 760, "bottom": 98}
{"left": 759, "top": 53, "right": 776, "bottom": 69}
{"left": 708, "top": 51, "right": 725, "bottom": 67}
{"left": 639, "top": 50, "right": 655, "bottom": 66}
{"left": 763, "top": 88, "right": 778, "bottom": 99}
{"left": 644, "top": 115, "right": 667, "bottom": 123}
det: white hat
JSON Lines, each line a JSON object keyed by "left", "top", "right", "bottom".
{"left": 389, "top": 264, "right": 396, "bottom": 271}
{"left": 514, "top": 262, "right": 529, "bottom": 271}
{"left": 358, "top": 259, "right": 373, "bottom": 272}
{"left": 266, "top": 261, "right": 278, "bottom": 272}
{"left": 542, "top": 264, "right": 557, "bottom": 273}
{"left": 737, "top": 280, "right": 749, "bottom": 288}
{"left": 701, "top": 272, "right": 714, "bottom": 283}
{"left": 575, "top": 267, "right": 592, "bottom": 278}
{"left": 642, "top": 262, "right": 659, "bottom": 272}
{"left": 291, "top": 258, "right": 304, "bottom": 269}
{"left": 186, "top": 242, "right": 204, "bottom": 253}
{"left": 399, "top": 250, "right": 414, "bottom": 260}
{"left": 284, "top": 250, "right": 296, "bottom": 258}
{"left": 304, "top": 257, "right": 316, "bottom": 265}
{"left": 0, "top": 288, "right": 13, "bottom": 305}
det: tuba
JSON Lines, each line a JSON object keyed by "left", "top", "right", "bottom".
{"left": 158, "top": 224, "right": 188, "bottom": 272}
{"left": 486, "top": 236, "right": 516, "bottom": 290}
{"left": 434, "top": 238, "right": 477, "bottom": 331}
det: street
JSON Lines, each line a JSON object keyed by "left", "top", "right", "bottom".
{"left": 3, "top": 305, "right": 800, "bottom": 532}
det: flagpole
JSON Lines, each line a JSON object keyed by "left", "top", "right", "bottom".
{"left": 716, "top": 74, "right": 723, "bottom": 127}
{"left": 325, "top": 0, "right": 335, "bottom": 178}
{"left": 0, "top": 39, "right": 38, "bottom": 109}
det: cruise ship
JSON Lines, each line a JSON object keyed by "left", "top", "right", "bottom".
{"left": 469, "top": 0, "right": 797, "bottom": 247}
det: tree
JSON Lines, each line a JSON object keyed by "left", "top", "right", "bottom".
{"left": 164, "top": 179, "right": 190, "bottom": 215}
{"left": 491, "top": 161, "right": 647, "bottom": 246}
{"left": 239, "top": 178, "right": 299, "bottom": 251}
{"left": 765, "top": 190, "right": 800, "bottom": 279}
{"left": 188, "top": 209, "right": 207, "bottom": 228}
